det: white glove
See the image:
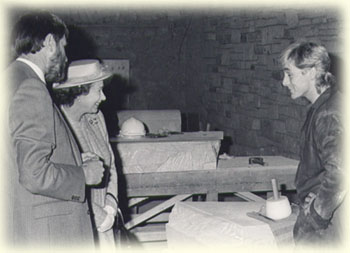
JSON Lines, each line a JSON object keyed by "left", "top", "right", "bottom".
{"left": 96, "top": 205, "right": 117, "bottom": 233}
{"left": 104, "top": 205, "right": 117, "bottom": 217}
{"left": 97, "top": 213, "right": 115, "bottom": 232}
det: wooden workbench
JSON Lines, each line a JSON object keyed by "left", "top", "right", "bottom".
{"left": 123, "top": 156, "right": 298, "bottom": 199}
{"left": 120, "top": 155, "right": 298, "bottom": 232}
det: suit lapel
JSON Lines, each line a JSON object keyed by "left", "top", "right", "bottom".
{"left": 10, "top": 60, "right": 83, "bottom": 165}
{"left": 53, "top": 103, "right": 82, "bottom": 165}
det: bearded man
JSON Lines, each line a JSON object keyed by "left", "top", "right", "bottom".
{"left": 5, "top": 11, "right": 105, "bottom": 247}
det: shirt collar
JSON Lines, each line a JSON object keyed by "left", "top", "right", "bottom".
{"left": 16, "top": 57, "right": 46, "bottom": 84}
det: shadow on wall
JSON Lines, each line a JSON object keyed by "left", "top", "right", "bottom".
{"left": 65, "top": 25, "right": 98, "bottom": 61}
{"left": 219, "top": 136, "right": 233, "bottom": 155}
{"left": 329, "top": 53, "right": 343, "bottom": 91}
{"left": 100, "top": 75, "right": 137, "bottom": 137}
{"left": 65, "top": 24, "right": 138, "bottom": 137}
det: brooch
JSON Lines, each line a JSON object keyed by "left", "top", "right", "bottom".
{"left": 88, "top": 118, "right": 99, "bottom": 125}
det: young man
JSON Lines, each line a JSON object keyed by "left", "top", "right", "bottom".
{"left": 281, "top": 41, "right": 346, "bottom": 245}
{"left": 6, "top": 11, "right": 104, "bottom": 246}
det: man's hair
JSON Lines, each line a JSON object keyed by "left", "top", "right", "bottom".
{"left": 11, "top": 10, "right": 69, "bottom": 57}
{"left": 281, "top": 41, "right": 336, "bottom": 91}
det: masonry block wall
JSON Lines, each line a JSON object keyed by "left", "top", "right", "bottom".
{"left": 9, "top": 7, "right": 342, "bottom": 159}
{"left": 58, "top": 8, "right": 342, "bottom": 159}
{"left": 200, "top": 9, "right": 342, "bottom": 158}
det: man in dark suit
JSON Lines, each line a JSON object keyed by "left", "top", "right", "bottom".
{"left": 5, "top": 11, "right": 104, "bottom": 247}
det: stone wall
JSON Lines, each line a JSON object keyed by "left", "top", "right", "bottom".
{"left": 200, "top": 9, "right": 342, "bottom": 158}
{"left": 55, "top": 8, "right": 344, "bottom": 158}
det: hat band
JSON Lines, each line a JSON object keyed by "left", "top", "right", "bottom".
{"left": 65, "top": 69, "right": 105, "bottom": 85}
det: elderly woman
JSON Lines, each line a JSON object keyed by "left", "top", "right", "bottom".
{"left": 281, "top": 42, "right": 345, "bottom": 245}
{"left": 52, "top": 59, "right": 118, "bottom": 248}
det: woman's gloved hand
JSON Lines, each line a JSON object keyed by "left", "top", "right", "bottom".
{"left": 92, "top": 203, "right": 115, "bottom": 233}
{"left": 97, "top": 213, "right": 115, "bottom": 233}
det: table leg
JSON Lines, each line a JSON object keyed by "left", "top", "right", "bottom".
{"left": 125, "top": 194, "right": 192, "bottom": 230}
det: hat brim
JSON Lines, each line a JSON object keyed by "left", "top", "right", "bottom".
{"left": 53, "top": 71, "right": 112, "bottom": 89}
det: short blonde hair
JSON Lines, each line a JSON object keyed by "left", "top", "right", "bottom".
{"left": 281, "top": 41, "right": 336, "bottom": 92}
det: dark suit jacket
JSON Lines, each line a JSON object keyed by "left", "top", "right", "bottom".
{"left": 5, "top": 60, "right": 94, "bottom": 246}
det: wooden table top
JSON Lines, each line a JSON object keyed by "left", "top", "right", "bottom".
{"left": 121, "top": 156, "right": 298, "bottom": 197}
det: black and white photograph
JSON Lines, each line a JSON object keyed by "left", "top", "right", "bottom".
{"left": 1, "top": 0, "right": 348, "bottom": 252}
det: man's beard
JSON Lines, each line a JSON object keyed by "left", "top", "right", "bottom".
{"left": 45, "top": 48, "right": 67, "bottom": 84}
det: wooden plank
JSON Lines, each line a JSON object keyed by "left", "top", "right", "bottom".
{"left": 234, "top": 192, "right": 265, "bottom": 202}
{"left": 131, "top": 224, "right": 167, "bottom": 242}
{"left": 130, "top": 212, "right": 170, "bottom": 223}
{"left": 134, "top": 232, "right": 166, "bottom": 242}
{"left": 218, "top": 156, "right": 299, "bottom": 170}
{"left": 128, "top": 197, "right": 148, "bottom": 208}
{"left": 124, "top": 165, "right": 297, "bottom": 197}
{"left": 125, "top": 194, "right": 192, "bottom": 230}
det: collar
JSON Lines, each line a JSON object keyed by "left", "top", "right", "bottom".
{"left": 16, "top": 57, "right": 46, "bottom": 84}
{"left": 310, "top": 87, "right": 332, "bottom": 110}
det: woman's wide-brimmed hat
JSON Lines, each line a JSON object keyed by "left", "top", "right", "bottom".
{"left": 53, "top": 59, "right": 112, "bottom": 89}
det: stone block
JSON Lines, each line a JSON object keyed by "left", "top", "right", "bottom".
{"left": 222, "top": 77, "right": 233, "bottom": 90}
{"left": 298, "top": 19, "right": 312, "bottom": 26}
{"left": 208, "top": 73, "right": 221, "bottom": 88}
{"left": 279, "top": 105, "right": 304, "bottom": 119}
{"left": 285, "top": 119, "right": 302, "bottom": 135}
{"left": 285, "top": 10, "right": 299, "bottom": 28}
{"left": 247, "top": 31, "right": 262, "bottom": 42}
{"left": 271, "top": 70, "right": 283, "bottom": 81}
{"left": 252, "top": 119, "right": 261, "bottom": 130}
{"left": 115, "top": 132, "right": 222, "bottom": 173}
{"left": 257, "top": 104, "right": 279, "bottom": 120}
{"left": 273, "top": 120, "right": 286, "bottom": 134}
{"left": 240, "top": 33, "right": 247, "bottom": 43}
{"left": 261, "top": 119, "right": 273, "bottom": 138}
{"left": 261, "top": 25, "right": 285, "bottom": 43}
{"left": 166, "top": 202, "right": 289, "bottom": 248}
{"left": 205, "top": 32, "right": 216, "bottom": 41}
{"left": 231, "top": 29, "right": 242, "bottom": 43}
{"left": 283, "top": 135, "right": 300, "bottom": 155}
{"left": 254, "top": 44, "right": 265, "bottom": 55}
{"left": 235, "top": 84, "right": 250, "bottom": 93}
{"left": 220, "top": 52, "right": 231, "bottom": 65}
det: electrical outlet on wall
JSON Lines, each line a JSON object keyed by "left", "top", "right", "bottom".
{"left": 102, "top": 59, "right": 129, "bottom": 80}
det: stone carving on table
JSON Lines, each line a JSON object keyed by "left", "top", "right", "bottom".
{"left": 117, "top": 140, "right": 221, "bottom": 174}
{"left": 166, "top": 201, "right": 296, "bottom": 248}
